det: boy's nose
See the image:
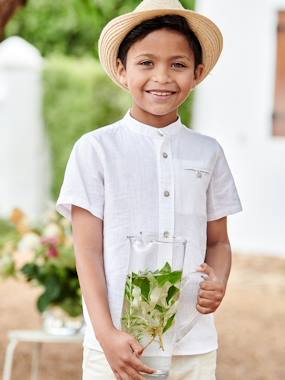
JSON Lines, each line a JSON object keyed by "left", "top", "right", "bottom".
{"left": 152, "top": 66, "right": 172, "bottom": 84}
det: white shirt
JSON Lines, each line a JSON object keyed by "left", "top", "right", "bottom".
{"left": 56, "top": 111, "right": 242, "bottom": 355}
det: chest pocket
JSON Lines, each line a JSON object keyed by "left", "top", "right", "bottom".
{"left": 174, "top": 160, "right": 211, "bottom": 216}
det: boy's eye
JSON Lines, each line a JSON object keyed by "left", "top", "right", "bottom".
{"left": 139, "top": 60, "right": 153, "bottom": 66}
{"left": 172, "top": 62, "right": 187, "bottom": 69}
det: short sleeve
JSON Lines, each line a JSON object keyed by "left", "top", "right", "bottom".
{"left": 207, "top": 143, "right": 242, "bottom": 221}
{"left": 56, "top": 135, "right": 104, "bottom": 221}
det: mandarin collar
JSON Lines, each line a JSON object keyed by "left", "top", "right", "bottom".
{"left": 122, "top": 111, "right": 183, "bottom": 138}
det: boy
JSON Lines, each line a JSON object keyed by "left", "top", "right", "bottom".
{"left": 56, "top": 0, "right": 242, "bottom": 379}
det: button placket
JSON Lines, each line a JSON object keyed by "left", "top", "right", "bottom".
{"left": 157, "top": 137, "right": 174, "bottom": 239}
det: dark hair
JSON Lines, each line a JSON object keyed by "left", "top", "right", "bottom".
{"left": 118, "top": 15, "right": 203, "bottom": 69}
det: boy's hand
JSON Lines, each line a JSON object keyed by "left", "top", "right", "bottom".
{"left": 196, "top": 263, "right": 226, "bottom": 314}
{"left": 99, "top": 327, "right": 156, "bottom": 380}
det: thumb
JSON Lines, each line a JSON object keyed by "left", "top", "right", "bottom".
{"left": 197, "top": 263, "right": 217, "bottom": 281}
{"left": 130, "top": 340, "right": 144, "bottom": 356}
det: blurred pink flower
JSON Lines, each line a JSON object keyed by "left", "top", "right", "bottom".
{"left": 41, "top": 236, "right": 59, "bottom": 246}
{"left": 48, "top": 244, "right": 59, "bottom": 258}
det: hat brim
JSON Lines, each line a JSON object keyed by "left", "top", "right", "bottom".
{"left": 99, "top": 8, "right": 223, "bottom": 90}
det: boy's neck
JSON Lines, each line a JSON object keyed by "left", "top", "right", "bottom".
{"left": 130, "top": 108, "right": 179, "bottom": 128}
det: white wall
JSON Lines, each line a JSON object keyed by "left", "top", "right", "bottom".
{"left": 194, "top": 0, "right": 285, "bottom": 256}
{"left": 0, "top": 37, "right": 51, "bottom": 221}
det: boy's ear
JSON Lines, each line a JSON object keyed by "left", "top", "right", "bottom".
{"left": 116, "top": 58, "right": 128, "bottom": 89}
{"left": 193, "top": 64, "right": 205, "bottom": 86}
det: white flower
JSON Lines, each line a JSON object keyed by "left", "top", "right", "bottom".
{"left": 146, "top": 309, "right": 161, "bottom": 327}
{"left": 150, "top": 282, "right": 172, "bottom": 308}
{"left": 150, "top": 287, "right": 162, "bottom": 306}
{"left": 158, "top": 282, "right": 172, "bottom": 308}
{"left": 131, "top": 286, "right": 141, "bottom": 309}
{"left": 132, "top": 286, "right": 141, "bottom": 298}
{"left": 42, "top": 223, "right": 62, "bottom": 239}
{"left": 164, "top": 302, "right": 179, "bottom": 321}
{"left": 18, "top": 233, "right": 41, "bottom": 252}
{"left": 132, "top": 298, "right": 140, "bottom": 309}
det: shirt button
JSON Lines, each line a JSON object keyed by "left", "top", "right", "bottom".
{"left": 196, "top": 171, "right": 202, "bottom": 178}
{"left": 162, "top": 152, "right": 168, "bottom": 159}
{"left": 158, "top": 130, "right": 164, "bottom": 137}
{"left": 163, "top": 231, "right": 170, "bottom": 238}
{"left": 164, "top": 190, "right": 170, "bottom": 197}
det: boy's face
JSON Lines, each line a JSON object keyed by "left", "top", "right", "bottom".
{"left": 117, "top": 28, "right": 204, "bottom": 127}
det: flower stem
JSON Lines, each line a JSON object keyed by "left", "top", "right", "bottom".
{"left": 159, "top": 333, "right": 165, "bottom": 351}
{"left": 143, "top": 335, "right": 156, "bottom": 351}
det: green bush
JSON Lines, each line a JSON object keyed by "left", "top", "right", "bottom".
{"left": 43, "top": 56, "right": 131, "bottom": 199}
{"left": 6, "top": 0, "right": 101, "bottom": 57}
{"left": 43, "top": 56, "right": 193, "bottom": 200}
{"left": 5, "top": 0, "right": 195, "bottom": 58}
{"left": 0, "top": 219, "right": 20, "bottom": 250}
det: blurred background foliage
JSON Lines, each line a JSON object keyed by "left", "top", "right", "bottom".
{"left": 43, "top": 57, "right": 131, "bottom": 198}
{"left": 5, "top": 0, "right": 196, "bottom": 200}
{"left": 5, "top": 0, "right": 196, "bottom": 57}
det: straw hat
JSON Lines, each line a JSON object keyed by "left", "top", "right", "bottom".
{"left": 98, "top": 0, "right": 223, "bottom": 89}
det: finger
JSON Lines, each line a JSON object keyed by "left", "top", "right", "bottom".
{"left": 197, "top": 295, "right": 221, "bottom": 313}
{"left": 198, "top": 297, "right": 219, "bottom": 308}
{"left": 132, "top": 356, "right": 156, "bottom": 375}
{"left": 196, "top": 263, "right": 217, "bottom": 281}
{"left": 200, "top": 281, "right": 224, "bottom": 291}
{"left": 199, "top": 289, "right": 223, "bottom": 301}
{"left": 130, "top": 340, "right": 144, "bottom": 356}
{"left": 199, "top": 288, "right": 216, "bottom": 298}
{"left": 196, "top": 304, "right": 213, "bottom": 314}
{"left": 125, "top": 366, "right": 148, "bottom": 380}
{"left": 198, "top": 293, "right": 219, "bottom": 304}
{"left": 116, "top": 370, "right": 129, "bottom": 380}
{"left": 113, "top": 371, "right": 122, "bottom": 380}
{"left": 198, "top": 290, "right": 223, "bottom": 306}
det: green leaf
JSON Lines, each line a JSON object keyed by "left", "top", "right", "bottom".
{"left": 166, "top": 286, "right": 180, "bottom": 305}
{"left": 36, "top": 276, "right": 61, "bottom": 312}
{"left": 132, "top": 276, "right": 150, "bottom": 301}
{"left": 37, "top": 292, "right": 52, "bottom": 312}
{"left": 169, "top": 271, "right": 182, "bottom": 284}
{"left": 160, "top": 262, "right": 171, "bottom": 274}
{"left": 163, "top": 313, "right": 176, "bottom": 334}
{"left": 125, "top": 275, "right": 133, "bottom": 301}
{"left": 155, "top": 271, "right": 182, "bottom": 287}
{"left": 21, "top": 263, "right": 39, "bottom": 281}
{"left": 45, "top": 276, "right": 61, "bottom": 300}
{"left": 60, "top": 298, "right": 82, "bottom": 317}
{"left": 155, "top": 304, "right": 166, "bottom": 313}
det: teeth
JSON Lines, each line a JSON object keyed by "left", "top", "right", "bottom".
{"left": 149, "top": 91, "right": 173, "bottom": 96}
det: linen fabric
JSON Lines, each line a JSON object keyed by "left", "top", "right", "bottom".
{"left": 82, "top": 347, "right": 217, "bottom": 380}
{"left": 56, "top": 111, "right": 242, "bottom": 355}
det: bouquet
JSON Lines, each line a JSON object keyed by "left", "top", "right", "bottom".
{"left": 0, "top": 206, "right": 82, "bottom": 318}
{"left": 122, "top": 262, "right": 182, "bottom": 351}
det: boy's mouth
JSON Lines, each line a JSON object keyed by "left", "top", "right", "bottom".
{"left": 145, "top": 90, "right": 177, "bottom": 97}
